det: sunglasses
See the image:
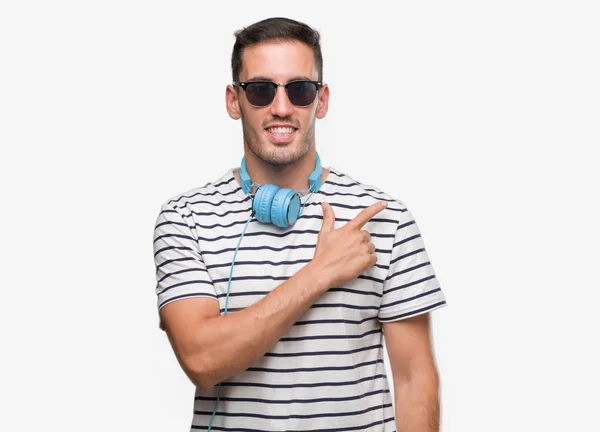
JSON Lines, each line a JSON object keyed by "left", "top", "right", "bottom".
{"left": 233, "top": 80, "right": 323, "bottom": 107}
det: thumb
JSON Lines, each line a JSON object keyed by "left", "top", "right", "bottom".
{"left": 320, "top": 202, "right": 335, "bottom": 233}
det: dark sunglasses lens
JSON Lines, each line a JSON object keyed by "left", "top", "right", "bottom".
{"left": 286, "top": 81, "right": 318, "bottom": 106}
{"left": 245, "top": 83, "right": 275, "bottom": 106}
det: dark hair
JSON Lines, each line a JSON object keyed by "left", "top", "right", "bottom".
{"left": 231, "top": 17, "right": 323, "bottom": 83}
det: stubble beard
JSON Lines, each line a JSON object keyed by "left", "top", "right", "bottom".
{"left": 240, "top": 114, "right": 315, "bottom": 167}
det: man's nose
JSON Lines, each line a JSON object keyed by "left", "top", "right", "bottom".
{"left": 270, "top": 86, "right": 294, "bottom": 117}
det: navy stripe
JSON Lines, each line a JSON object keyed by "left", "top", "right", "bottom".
{"left": 246, "top": 359, "right": 384, "bottom": 373}
{"left": 383, "top": 274, "right": 437, "bottom": 295}
{"left": 207, "top": 258, "right": 311, "bottom": 269}
{"left": 298, "top": 214, "right": 399, "bottom": 224}
{"left": 158, "top": 292, "right": 217, "bottom": 310}
{"left": 195, "top": 402, "right": 392, "bottom": 420}
{"left": 309, "top": 303, "right": 379, "bottom": 311}
{"left": 160, "top": 207, "right": 178, "bottom": 214}
{"left": 329, "top": 286, "right": 383, "bottom": 298}
{"left": 203, "top": 244, "right": 392, "bottom": 256}
{"left": 181, "top": 207, "right": 253, "bottom": 219}
{"left": 201, "top": 243, "right": 315, "bottom": 255}
{"left": 214, "top": 275, "right": 292, "bottom": 284}
{"left": 213, "top": 274, "right": 383, "bottom": 286}
{"left": 379, "top": 301, "right": 447, "bottom": 322}
{"left": 197, "top": 228, "right": 394, "bottom": 243}
{"left": 156, "top": 266, "right": 208, "bottom": 283}
{"left": 153, "top": 220, "right": 188, "bottom": 231}
{"left": 212, "top": 178, "right": 238, "bottom": 189}
{"left": 389, "top": 247, "right": 425, "bottom": 265}
{"left": 386, "top": 261, "right": 431, "bottom": 281}
{"left": 393, "top": 233, "right": 421, "bottom": 248}
{"left": 155, "top": 257, "right": 203, "bottom": 272}
{"left": 215, "top": 286, "right": 382, "bottom": 300}
{"left": 359, "top": 274, "right": 385, "bottom": 283}
{"left": 221, "top": 373, "right": 386, "bottom": 389}
{"left": 294, "top": 316, "right": 379, "bottom": 326}
{"left": 376, "top": 262, "right": 390, "bottom": 270}
{"left": 181, "top": 196, "right": 251, "bottom": 207}
{"left": 263, "top": 343, "right": 382, "bottom": 358}
{"left": 157, "top": 278, "right": 215, "bottom": 295}
{"left": 302, "top": 201, "right": 405, "bottom": 212}
{"left": 192, "top": 217, "right": 258, "bottom": 230}
{"left": 195, "top": 388, "right": 390, "bottom": 404}
{"left": 153, "top": 232, "right": 196, "bottom": 244}
{"left": 320, "top": 190, "right": 394, "bottom": 200}
{"left": 279, "top": 328, "right": 382, "bottom": 342}
{"left": 154, "top": 244, "right": 195, "bottom": 258}
{"left": 220, "top": 302, "right": 381, "bottom": 314}
{"left": 380, "top": 288, "right": 442, "bottom": 309}
{"left": 197, "top": 229, "right": 321, "bottom": 243}
{"left": 397, "top": 219, "right": 416, "bottom": 231}
{"left": 192, "top": 416, "right": 395, "bottom": 432}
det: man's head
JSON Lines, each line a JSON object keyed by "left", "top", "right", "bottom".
{"left": 225, "top": 17, "right": 330, "bottom": 167}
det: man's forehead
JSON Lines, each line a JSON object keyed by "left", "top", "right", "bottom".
{"left": 239, "top": 41, "right": 318, "bottom": 82}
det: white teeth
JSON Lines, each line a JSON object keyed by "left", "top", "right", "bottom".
{"left": 267, "top": 127, "right": 294, "bottom": 135}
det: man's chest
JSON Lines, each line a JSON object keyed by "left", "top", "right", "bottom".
{"left": 194, "top": 208, "right": 394, "bottom": 312}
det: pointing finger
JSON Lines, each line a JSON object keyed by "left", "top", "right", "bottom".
{"left": 345, "top": 201, "right": 388, "bottom": 231}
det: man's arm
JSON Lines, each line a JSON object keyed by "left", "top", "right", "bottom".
{"left": 160, "top": 261, "right": 328, "bottom": 390}
{"left": 383, "top": 313, "right": 441, "bottom": 431}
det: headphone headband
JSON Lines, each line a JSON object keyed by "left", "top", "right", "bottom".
{"left": 240, "top": 152, "right": 322, "bottom": 195}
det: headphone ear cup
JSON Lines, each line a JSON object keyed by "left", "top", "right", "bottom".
{"left": 253, "top": 184, "right": 279, "bottom": 224}
{"left": 271, "top": 188, "right": 300, "bottom": 228}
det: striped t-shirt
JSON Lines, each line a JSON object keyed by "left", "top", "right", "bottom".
{"left": 152, "top": 165, "right": 448, "bottom": 431}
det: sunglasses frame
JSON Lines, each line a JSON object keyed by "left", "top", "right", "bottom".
{"left": 233, "top": 79, "right": 323, "bottom": 107}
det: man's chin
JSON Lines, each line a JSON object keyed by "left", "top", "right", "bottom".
{"left": 263, "top": 137, "right": 297, "bottom": 149}
{"left": 255, "top": 143, "right": 305, "bottom": 166}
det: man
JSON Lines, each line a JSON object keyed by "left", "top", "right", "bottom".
{"left": 153, "top": 17, "right": 448, "bottom": 431}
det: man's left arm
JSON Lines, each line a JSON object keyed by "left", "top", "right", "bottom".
{"left": 383, "top": 312, "right": 441, "bottom": 432}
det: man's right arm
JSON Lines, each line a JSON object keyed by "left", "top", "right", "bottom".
{"left": 160, "top": 261, "right": 328, "bottom": 390}
{"left": 159, "top": 200, "right": 387, "bottom": 390}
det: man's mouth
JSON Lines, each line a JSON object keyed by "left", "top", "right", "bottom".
{"left": 265, "top": 126, "right": 297, "bottom": 143}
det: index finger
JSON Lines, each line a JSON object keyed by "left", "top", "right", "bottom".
{"left": 345, "top": 201, "right": 388, "bottom": 231}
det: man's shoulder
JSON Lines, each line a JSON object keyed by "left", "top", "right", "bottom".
{"left": 326, "top": 167, "right": 409, "bottom": 213}
{"left": 159, "top": 167, "right": 241, "bottom": 211}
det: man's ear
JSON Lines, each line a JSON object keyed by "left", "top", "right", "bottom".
{"left": 316, "top": 84, "right": 330, "bottom": 119}
{"left": 225, "top": 84, "right": 241, "bottom": 120}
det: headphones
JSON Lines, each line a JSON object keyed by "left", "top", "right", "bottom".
{"left": 239, "top": 152, "right": 322, "bottom": 228}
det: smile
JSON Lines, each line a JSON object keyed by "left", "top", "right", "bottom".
{"left": 265, "top": 126, "right": 297, "bottom": 143}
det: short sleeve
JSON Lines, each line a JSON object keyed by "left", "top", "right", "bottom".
{"left": 153, "top": 202, "right": 217, "bottom": 316}
{"left": 378, "top": 207, "right": 448, "bottom": 322}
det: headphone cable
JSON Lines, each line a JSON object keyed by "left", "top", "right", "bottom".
{"left": 207, "top": 211, "right": 254, "bottom": 431}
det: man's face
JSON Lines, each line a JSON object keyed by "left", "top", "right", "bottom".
{"left": 226, "top": 40, "right": 329, "bottom": 166}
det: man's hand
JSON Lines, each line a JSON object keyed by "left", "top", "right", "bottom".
{"left": 312, "top": 200, "right": 388, "bottom": 288}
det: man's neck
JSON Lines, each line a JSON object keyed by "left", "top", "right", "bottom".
{"left": 233, "top": 149, "right": 330, "bottom": 193}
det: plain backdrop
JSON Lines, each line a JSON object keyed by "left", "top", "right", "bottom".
{"left": 1, "top": 1, "right": 598, "bottom": 431}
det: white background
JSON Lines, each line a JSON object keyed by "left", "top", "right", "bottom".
{"left": 1, "top": 1, "right": 598, "bottom": 431}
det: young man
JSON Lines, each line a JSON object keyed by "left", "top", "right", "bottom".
{"left": 153, "top": 17, "right": 448, "bottom": 431}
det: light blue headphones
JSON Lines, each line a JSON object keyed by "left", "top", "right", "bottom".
{"left": 239, "top": 152, "right": 322, "bottom": 228}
